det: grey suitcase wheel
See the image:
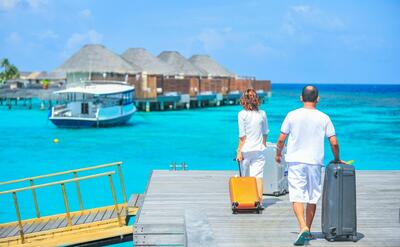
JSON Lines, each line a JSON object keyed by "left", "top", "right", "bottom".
{"left": 325, "top": 235, "right": 335, "bottom": 242}
{"left": 351, "top": 235, "right": 358, "bottom": 242}
{"left": 273, "top": 192, "right": 280, "bottom": 197}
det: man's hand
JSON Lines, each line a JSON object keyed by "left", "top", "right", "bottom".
{"left": 275, "top": 155, "right": 282, "bottom": 164}
{"left": 330, "top": 159, "right": 347, "bottom": 164}
{"left": 276, "top": 132, "right": 287, "bottom": 165}
{"left": 236, "top": 152, "right": 243, "bottom": 162}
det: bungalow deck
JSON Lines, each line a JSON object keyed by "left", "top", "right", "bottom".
{"left": 133, "top": 170, "right": 400, "bottom": 247}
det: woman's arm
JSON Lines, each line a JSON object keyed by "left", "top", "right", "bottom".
{"left": 263, "top": 134, "right": 267, "bottom": 147}
{"left": 236, "top": 136, "right": 246, "bottom": 161}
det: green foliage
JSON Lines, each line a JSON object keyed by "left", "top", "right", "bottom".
{"left": 0, "top": 58, "right": 20, "bottom": 84}
{"left": 41, "top": 79, "right": 49, "bottom": 86}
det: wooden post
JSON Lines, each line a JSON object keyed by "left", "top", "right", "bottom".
{"left": 61, "top": 183, "right": 72, "bottom": 226}
{"left": 73, "top": 172, "right": 84, "bottom": 211}
{"left": 12, "top": 192, "right": 24, "bottom": 244}
{"left": 145, "top": 101, "right": 150, "bottom": 112}
{"left": 29, "top": 180, "right": 40, "bottom": 218}
{"left": 108, "top": 175, "right": 122, "bottom": 226}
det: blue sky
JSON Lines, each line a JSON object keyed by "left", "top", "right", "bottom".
{"left": 0, "top": 0, "right": 399, "bottom": 83}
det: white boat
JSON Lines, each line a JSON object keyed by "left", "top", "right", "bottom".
{"left": 49, "top": 83, "right": 136, "bottom": 128}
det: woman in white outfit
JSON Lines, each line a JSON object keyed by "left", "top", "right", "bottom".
{"left": 236, "top": 89, "right": 269, "bottom": 200}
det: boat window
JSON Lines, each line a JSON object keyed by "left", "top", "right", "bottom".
{"left": 81, "top": 102, "right": 89, "bottom": 114}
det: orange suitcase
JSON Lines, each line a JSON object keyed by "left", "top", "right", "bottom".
{"left": 229, "top": 161, "right": 262, "bottom": 214}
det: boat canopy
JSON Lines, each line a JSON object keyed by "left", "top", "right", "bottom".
{"left": 54, "top": 84, "right": 134, "bottom": 95}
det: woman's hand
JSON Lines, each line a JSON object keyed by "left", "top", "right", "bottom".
{"left": 236, "top": 152, "right": 243, "bottom": 161}
{"left": 275, "top": 154, "right": 282, "bottom": 164}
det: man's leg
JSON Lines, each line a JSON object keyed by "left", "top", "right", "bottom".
{"left": 306, "top": 164, "right": 322, "bottom": 232}
{"left": 293, "top": 202, "right": 308, "bottom": 232}
{"left": 288, "top": 163, "right": 309, "bottom": 232}
{"left": 306, "top": 203, "right": 316, "bottom": 231}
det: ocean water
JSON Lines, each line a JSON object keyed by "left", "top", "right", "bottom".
{"left": 0, "top": 84, "right": 399, "bottom": 236}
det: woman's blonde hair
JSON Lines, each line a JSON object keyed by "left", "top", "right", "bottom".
{"left": 240, "top": 88, "right": 260, "bottom": 111}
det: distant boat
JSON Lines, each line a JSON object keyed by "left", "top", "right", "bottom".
{"left": 49, "top": 83, "right": 136, "bottom": 128}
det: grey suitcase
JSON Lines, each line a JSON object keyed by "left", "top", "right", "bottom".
{"left": 263, "top": 143, "right": 288, "bottom": 196}
{"left": 322, "top": 162, "right": 358, "bottom": 242}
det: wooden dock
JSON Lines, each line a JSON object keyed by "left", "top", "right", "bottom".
{"left": 0, "top": 162, "right": 140, "bottom": 247}
{"left": 133, "top": 170, "right": 400, "bottom": 247}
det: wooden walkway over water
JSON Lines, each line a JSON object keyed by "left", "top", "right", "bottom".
{"left": 134, "top": 170, "right": 400, "bottom": 247}
{"left": 0, "top": 162, "right": 139, "bottom": 247}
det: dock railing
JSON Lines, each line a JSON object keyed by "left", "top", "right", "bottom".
{"left": 0, "top": 161, "right": 127, "bottom": 217}
{"left": 0, "top": 161, "right": 128, "bottom": 244}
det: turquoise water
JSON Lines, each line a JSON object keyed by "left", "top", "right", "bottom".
{"left": 0, "top": 84, "right": 399, "bottom": 234}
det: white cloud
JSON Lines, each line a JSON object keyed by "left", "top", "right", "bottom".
{"left": 0, "top": 0, "right": 46, "bottom": 11}
{"left": 283, "top": 5, "right": 345, "bottom": 37}
{"left": 66, "top": 30, "right": 103, "bottom": 50}
{"left": 26, "top": 0, "right": 46, "bottom": 9}
{"left": 196, "top": 27, "right": 235, "bottom": 52}
{"left": 79, "top": 9, "right": 92, "bottom": 19}
{"left": 5, "top": 32, "right": 21, "bottom": 45}
{"left": 0, "top": 0, "right": 19, "bottom": 11}
{"left": 291, "top": 5, "right": 311, "bottom": 13}
{"left": 36, "top": 30, "right": 58, "bottom": 40}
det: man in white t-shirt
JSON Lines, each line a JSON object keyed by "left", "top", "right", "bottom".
{"left": 275, "top": 85, "right": 343, "bottom": 246}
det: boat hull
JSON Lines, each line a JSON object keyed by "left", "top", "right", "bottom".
{"left": 49, "top": 111, "right": 134, "bottom": 128}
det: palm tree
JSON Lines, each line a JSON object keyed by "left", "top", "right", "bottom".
{"left": 0, "top": 58, "right": 20, "bottom": 83}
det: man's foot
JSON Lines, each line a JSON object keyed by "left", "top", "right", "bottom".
{"left": 293, "top": 230, "right": 310, "bottom": 246}
{"left": 305, "top": 232, "right": 315, "bottom": 240}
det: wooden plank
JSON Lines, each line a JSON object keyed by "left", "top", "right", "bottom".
{"left": 0, "top": 225, "right": 16, "bottom": 238}
{"left": 128, "top": 194, "right": 139, "bottom": 207}
{"left": 134, "top": 224, "right": 185, "bottom": 234}
{"left": 41, "top": 217, "right": 63, "bottom": 231}
{"left": 102, "top": 208, "right": 114, "bottom": 221}
{"left": 133, "top": 234, "right": 185, "bottom": 246}
{"left": 26, "top": 219, "right": 50, "bottom": 234}
{"left": 84, "top": 210, "right": 99, "bottom": 224}
{"left": 134, "top": 170, "right": 400, "bottom": 247}
{"left": 5, "top": 222, "right": 25, "bottom": 238}
{"left": 92, "top": 209, "right": 107, "bottom": 222}
{"left": 75, "top": 213, "right": 90, "bottom": 225}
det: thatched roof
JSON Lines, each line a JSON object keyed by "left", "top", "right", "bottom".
{"left": 188, "top": 55, "right": 234, "bottom": 77}
{"left": 158, "top": 51, "right": 207, "bottom": 76}
{"left": 122, "top": 48, "right": 177, "bottom": 75}
{"left": 55, "top": 44, "right": 140, "bottom": 74}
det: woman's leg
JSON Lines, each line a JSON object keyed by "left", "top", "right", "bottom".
{"left": 249, "top": 151, "right": 265, "bottom": 200}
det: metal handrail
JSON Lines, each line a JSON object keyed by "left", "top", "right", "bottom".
{"left": 0, "top": 172, "right": 114, "bottom": 195}
{"left": 1, "top": 171, "right": 123, "bottom": 244}
{"left": 0, "top": 161, "right": 122, "bottom": 186}
{"left": 0, "top": 161, "right": 127, "bottom": 217}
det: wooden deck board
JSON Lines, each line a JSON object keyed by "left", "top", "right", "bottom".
{"left": 134, "top": 170, "right": 400, "bottom": 247}
{"left": 0, "top": 203, "right": 131, "bottom": 246}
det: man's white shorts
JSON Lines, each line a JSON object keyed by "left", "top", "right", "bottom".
{"left": 287, "top": 162, "right": 322, "bottom": 204}
{"left": 240, "top": 150, "right": 265, "bottom": 178}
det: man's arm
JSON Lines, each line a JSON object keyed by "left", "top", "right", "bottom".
{"left": 275, "top": 132, "right": 287, "bottom": 163}
{"left": 328, "top": 135, "right": 341, "bottom": 162}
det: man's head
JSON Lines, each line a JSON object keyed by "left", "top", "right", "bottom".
{"left": 301, "top": 85, "right": 319, "bottom": 104}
